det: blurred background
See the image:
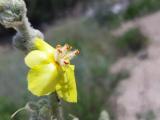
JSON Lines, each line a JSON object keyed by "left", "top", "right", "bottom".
{"left": 1, "top": 0, "right": 160, "bottom": 119}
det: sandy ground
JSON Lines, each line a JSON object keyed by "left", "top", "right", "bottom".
{"left": 110, "top": 11, "right": 160, "bottom": 120}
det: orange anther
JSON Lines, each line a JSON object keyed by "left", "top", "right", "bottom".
{"left": 57, "top": 48, "right": 62, "bottom": 53}
{"left": 56, "top": 44, "right": 61, "bottom": 48}
{"left": 64, "top": 60, "right": 69, "bottom": 65}
{"left": 75, "top": 50, "right": 80, "bottom": 55}
{"left": 65, "top": 44, "right": 70, "bottom": 50}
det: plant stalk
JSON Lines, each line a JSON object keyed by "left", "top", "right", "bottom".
{"left": 49, "top": 93, "right": 64, "bottom": 120}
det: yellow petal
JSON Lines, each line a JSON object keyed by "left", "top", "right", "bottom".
{"left": 56, "top": 65, "right": 77, "bottom": 103}
{"left": 25, "top": 50, "right": 51, "bottom": 68}
{"left": 34, "top": 38, "right": 56, "bottom": 58}
{"left": 27, "top": 63, "right": 61, "bottom": 96}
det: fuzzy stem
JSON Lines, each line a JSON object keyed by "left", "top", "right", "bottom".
{"left": 11, "top": 107, "right": 26, "bottom": 119}
{"left": 49, "top": 93, "right": 64, "bottom": 120}
{"left": 17, "top": 17, "right": 32, "bottom": 42}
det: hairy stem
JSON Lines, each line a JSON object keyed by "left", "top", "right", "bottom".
{"left": 17, "top": 17, "right": 32, "bottom": 42}
{"left": 49, "top": 93, "right": 64, "bottom": 120}
{"left": 11, "top": 107, "right": 26, "bottom": 119}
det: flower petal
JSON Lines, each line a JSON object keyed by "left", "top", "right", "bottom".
{"left": 25, "top": 50, "right": 51, "bottom": 68}
{"left": 34, "top": 38, "right": 56, "bottom": 57}
{"left": 27, "top": 63, "right": 61, "bottom": 96}
{"left": 56, "top": 65, "right": 77, "bottom": 103}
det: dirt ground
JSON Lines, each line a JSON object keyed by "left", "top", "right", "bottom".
{"left": 110, "top": 11, "right": 160, "bottom": 120}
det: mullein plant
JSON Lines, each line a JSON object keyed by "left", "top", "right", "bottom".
{"left": 0, "top": 0, "right": 79, "bottom": 120}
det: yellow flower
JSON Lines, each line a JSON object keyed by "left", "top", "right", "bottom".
{"left": 25, "top": 38, "right": 79, "bottom": 103}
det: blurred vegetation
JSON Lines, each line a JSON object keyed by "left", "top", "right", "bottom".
{"left": 136, "top": 110, "right": 156, "bottom": 120}
{"left": 90, "top": 0, "right": 122, "bottom": 28}
{"left": 92, "top": 0, "right": 160, "bottom": 28}
{"left": 114, "top": 28, "right": 148, "bottom": 55}
{"left": 25, "top": 0, "right": 89, "bottom": 25}
{"left": 124, "top": 0, "right": 160, "bottom": 20}
{"left": 93, "top": 7, "right": 122, "bottom": 28}
{"left": 0, "top": 97, "right": 27, "bottom": 120}
{"left": 2, "top": 0, "right": 160, "bottom": 39}
{"left": 0, "top": 48, "right": 27, "bottom": 98}
{"left": 0, "top": 48, "right": 29, "bottom": 119}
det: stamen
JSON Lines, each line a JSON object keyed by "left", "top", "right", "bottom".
{"left": 66, "top": 44, "right": 70, "bottom": 50}
{"left": 57, "top": 48, "right": 62, "bottom": 53}
{"left": 74, "top": 50, "right": 80, "bottom": 55}
{"left": 69, "top": 46, "right": 73, "bottom": 50}
{"left": 56, "top": 44, "right": 62, "bottom": 48}
{"left": 65, "top": 44, "right": 70, "bottom": 50}
{"left": 65, "top": 51, "right": 77, "bottom": 60}
{"left": 64, "top": 60, "right": 69, "bottom": 65}
{"left": 54, "top": 51, "right": 59, "bottom": 61}
{"left": 55, "top": 44, "right": 79, "bottom": 66}
{"left": 61, "top": 44, "right": 70, "bottom": 51}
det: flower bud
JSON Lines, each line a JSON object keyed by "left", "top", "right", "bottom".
{"left": 0, "top": 0, "right": 27, "bottom": 28}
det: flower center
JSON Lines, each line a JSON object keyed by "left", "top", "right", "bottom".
{"left": 54, "top": 44, "right": 79, "bottom": 66}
